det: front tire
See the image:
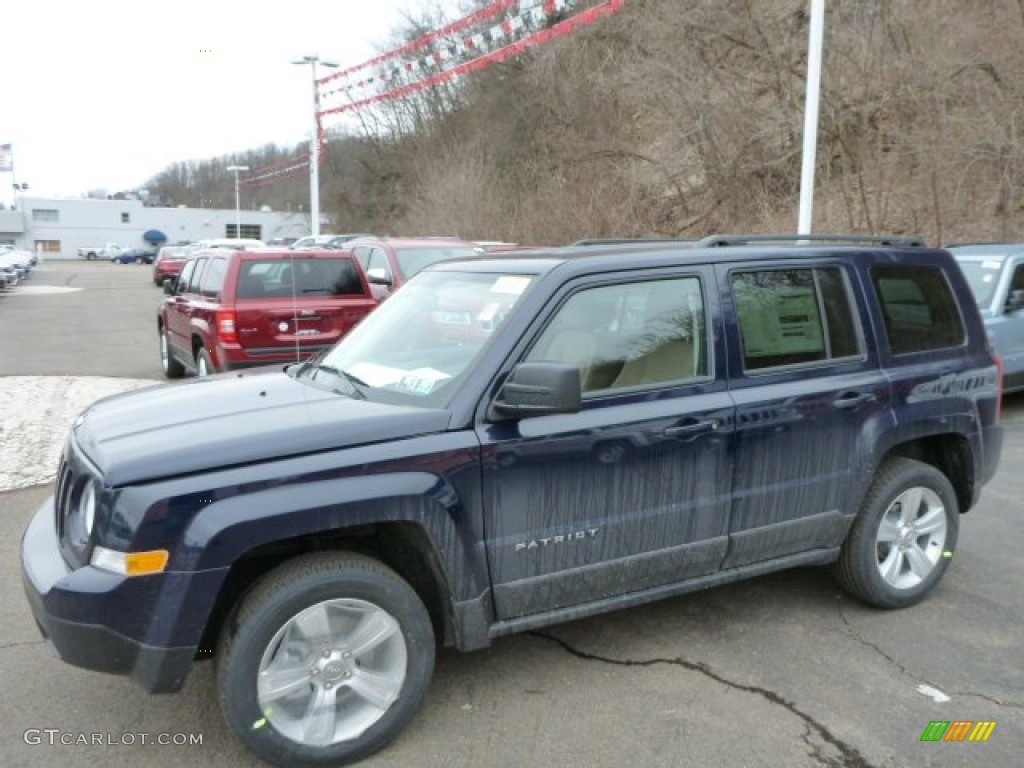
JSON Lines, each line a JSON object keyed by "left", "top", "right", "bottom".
{"left": 217, "top": 553, "right": 435, "bottom": 768}
{"left": 196, "top": 348, "right": 214, "bottom": 377}
{"left": 834, "top": 457, "right": 958, "bottom": 609}
{"left": 160, "top": 328, "right": 185, "bottom": 378}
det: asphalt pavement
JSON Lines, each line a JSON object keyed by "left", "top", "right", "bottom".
{"left": 0, "top": 261, "right": 1021, "bottom": 767}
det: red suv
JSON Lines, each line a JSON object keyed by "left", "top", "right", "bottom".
{"left": 158, "top": 248, "right": 377, "bottom": 377}
{"left": 152, "top": 245, "right": 190, "bottom": 286}
{"left": 348, "top": 237, "right": 482, "bottom": 300}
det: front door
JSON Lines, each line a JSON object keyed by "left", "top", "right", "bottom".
{"left": 478, "top": 270, "right": 735, "bottom": 620}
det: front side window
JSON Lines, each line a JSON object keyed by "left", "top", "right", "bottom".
{"left": 176, "top": 260, "right": 197, "bottom": 292}
{"left": 732, "top": 267, "right": 861, "bottom": 371}
{"left": 366, "top": 249, "right": 392, "bottom": 280}
{"left": 525, "top": 277, "right": 708, "bottom": 393}
{"left": 871, "top": 266, "right": 965, "bottom": 354}
{"left": 351, "top": 247, "right": 371, "bottom": 270}
{"left": 186, "top": 258, "right": 207, "bottom": 293}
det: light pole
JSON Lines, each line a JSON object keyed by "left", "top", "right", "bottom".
{"left": 291, "top": 54, "right": 338, "bottom": 236}
{"left": 226, "top": 165, "right": 249, "bottom": 238}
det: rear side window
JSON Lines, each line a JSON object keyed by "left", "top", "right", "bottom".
{"left": 236, "top": 258, "right": 366, "bottom": 298}
{"left": 199, "top": 257, "right": 227, "bottom": 298}
{"left": 732, "top": 267, "right": 861, "bottom": 371}
{"left": 871, "top": 266, "right": 965, "bottom": 354}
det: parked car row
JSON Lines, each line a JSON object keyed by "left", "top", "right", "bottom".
{"left": 155, "top": 236, "right": 488, "bottom": 377}
{"left": 0, "top": 248, "right": 36, "bottom": 290}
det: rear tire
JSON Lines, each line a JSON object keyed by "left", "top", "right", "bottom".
{"left": 216, "top": 552, "right": 435, "bottom": 768}
{"left": 834, "top": 457, "right": 958, "bottom": 608}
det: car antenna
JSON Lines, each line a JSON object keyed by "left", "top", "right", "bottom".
{"left": 288, "top": 250, "right": 301, "bottom": 364}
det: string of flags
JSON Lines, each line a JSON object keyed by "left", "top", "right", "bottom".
{"left": 240, "top": 0, "right": 626, "bottom": 186}
{"left": 319, "top": 0, "right": 626, "bottom": 116}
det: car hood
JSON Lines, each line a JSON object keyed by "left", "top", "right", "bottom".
{"left": 73, "top": 371, "right": 451, "bottom": 486}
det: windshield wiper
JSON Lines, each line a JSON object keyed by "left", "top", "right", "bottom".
{"left": 308, "top": 363, "right": 368, "bottom": 399}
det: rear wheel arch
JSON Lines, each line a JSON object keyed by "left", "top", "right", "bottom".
{"left": 880, "top": 433, "right": 974, "bottom": 514}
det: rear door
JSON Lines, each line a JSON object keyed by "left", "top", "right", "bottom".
{"left": 232, "top": 254, "right": 377, "bottom": 355}
{"left": 720, "top": 259, "right": 891, "bottom": 568}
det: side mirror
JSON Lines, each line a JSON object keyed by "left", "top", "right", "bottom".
{"left": 490, "top": 362, "right": 581, "bottom": 420}
{"left": 162, "top": 277, "right": 177, "bottom": 295}
{"left": 1005, "top": 289, "right": 1024, "bottom": 313}
{"left": 366, "top": 268, "right": 393, "bottom": 286}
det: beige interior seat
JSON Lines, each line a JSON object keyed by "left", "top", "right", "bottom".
{"left": 611, "top": 284, "right": 699, "bottom": 389}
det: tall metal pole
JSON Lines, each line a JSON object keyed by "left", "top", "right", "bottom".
{"left": 293, "top": 55, "right": 338, "bottom": 237}
{"left": 309, "top": 59, "right": 321, "bottom": 237}
{"left": 226, "top": 165, "right": 249, "bottom": 238}
{"left": 797, "top": 0, "right": 826, "bottom": 234}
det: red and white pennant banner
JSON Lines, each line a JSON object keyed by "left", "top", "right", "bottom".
{"left": 318, "top": 0, "right": 626, "bottom": 117}
{"left": 241, "top": 0, "right": 625, "bottom": 185}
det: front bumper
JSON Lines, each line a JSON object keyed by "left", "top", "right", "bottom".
{"left": 21, "top": 497, "right": 207, "bottom": 693}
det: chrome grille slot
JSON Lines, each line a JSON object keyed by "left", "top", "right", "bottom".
{"left": 55, "top": 458, "right": 73, "bottom": 539}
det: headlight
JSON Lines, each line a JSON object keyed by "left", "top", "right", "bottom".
{"left": 81, "top": 483, "right": 96, "bottom": 537}
{"left": 66, "top": 479, "right": 98, "bottom": 551}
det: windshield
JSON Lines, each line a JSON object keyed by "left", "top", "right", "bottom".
{"left": 954, "top": 257, "right": 1004, "bottom": 306}
{"left": 311, "top": 270, "right": 535, "bottom": 405}
{"left": 394, "top": 246, "right": 481, "bottom": 280}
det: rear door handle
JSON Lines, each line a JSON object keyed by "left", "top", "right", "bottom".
{"left": 833, "top": 392, "right": 877, "bottom": 410}
{"left": 662, "top": 418, "right": 719, "bottom": 438}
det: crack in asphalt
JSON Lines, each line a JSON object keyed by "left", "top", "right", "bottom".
{"left": 836, "top": 598, "right": 918, "bottom": 680}
{"left": 801, "top": 725, "right": 852, "bottom": 768}
{"left": 530, "top": 631, "right": 876, "bottom": 768}
{"left": 836, "top": 597, "right": 1024, "bottom": 709}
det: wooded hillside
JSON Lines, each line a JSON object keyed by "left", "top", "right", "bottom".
{"left": 144, "top": 0, "right": 1024, "bottom": 245}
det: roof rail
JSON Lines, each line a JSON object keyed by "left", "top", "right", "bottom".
{"left": 942, "top": 241, "right": 1018, "bottom": 248}
{"left": 697, "top": 234, "right": 927, "bottom": 248}
{"left": 570, "top": 237, "right": 696, "bottom": 246}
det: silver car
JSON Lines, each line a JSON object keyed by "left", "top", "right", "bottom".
{"left": 949, "top": 243, "right": 1024, "bottom": 392}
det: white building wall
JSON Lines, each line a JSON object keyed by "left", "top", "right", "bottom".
{"left": 11, "top": 197, "right": 311, "bottom": 258}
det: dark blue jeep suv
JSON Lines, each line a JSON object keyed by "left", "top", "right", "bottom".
{"left": 22, "top": 235, "right": 1003, "bottom": 767}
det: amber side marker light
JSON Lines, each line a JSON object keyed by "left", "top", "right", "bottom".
{"left": 91, "top": 546, "right": 170, "bottom": 576}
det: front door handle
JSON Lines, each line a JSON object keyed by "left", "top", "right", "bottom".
{"left": 833, "top": 392, "right": 877, "bottom": 410}
{"left": 662, "top": 418, "right": 719, "bottom": 438}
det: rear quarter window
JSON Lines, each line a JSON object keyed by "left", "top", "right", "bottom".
{"left": 871, "top": 265, "right": 965, "bottom": 354}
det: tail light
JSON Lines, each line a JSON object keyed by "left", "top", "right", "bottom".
{"left": 216, "top": 309, "right": 238, "bottom": 342}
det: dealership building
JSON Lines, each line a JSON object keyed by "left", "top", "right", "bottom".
{"left": 0, "top": 196, "right": 310, "bottom": 258}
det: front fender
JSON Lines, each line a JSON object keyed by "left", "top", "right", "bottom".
{"left": 180, "top": 470, "right": 487, "bottom": 599}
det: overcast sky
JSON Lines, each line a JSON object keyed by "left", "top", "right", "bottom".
{"left": 1, "top": 0, "right": 461, "bottom": 202}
